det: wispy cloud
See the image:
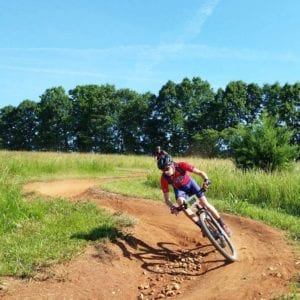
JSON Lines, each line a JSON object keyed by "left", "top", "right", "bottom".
{"left": 0, "top": 64, "right": 108, "bottom": 78}
{"left": 1, "top": 42, "right": 299, "bottom": 84}
{"left": 0, "top": 63, "right": 161, "bottom": 83}
{"left": 157, "top": 43, "right": 300, "bottom": 63}
{"left": 178, "top": 0, "right": 220, "bottom": 42}
{"left": 2, "top": 43, "right": 299, "bottom": 63}
{"left": 133, "top": 0, "right": 220, "bottom": 82}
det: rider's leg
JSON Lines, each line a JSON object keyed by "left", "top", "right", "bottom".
{"left": 198, "top": 195, "right": 220, "bottom": 219}
{"left": 176, "top": 196, "right": 199, "bottom": 222}
{"left": 176, "top": 196, "right": 205, "bottom": 236}
{"left": 199, "top": 195, "right": 231, "bottom": 236}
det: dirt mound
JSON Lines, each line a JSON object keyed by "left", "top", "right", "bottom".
{"left": 2, "top": 179, "right": 299, "bottom": 300}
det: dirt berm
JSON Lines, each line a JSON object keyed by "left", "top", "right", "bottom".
{"left": 1, "top": 178, "right": 299, "bottom": 300}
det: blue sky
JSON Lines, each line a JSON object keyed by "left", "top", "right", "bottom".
{"left": 0, "top": 0, "right": 299, "bottom": 108}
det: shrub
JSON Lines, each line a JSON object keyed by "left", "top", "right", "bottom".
{"left": 230, "top": 113, "right": 298, "bottom": 172}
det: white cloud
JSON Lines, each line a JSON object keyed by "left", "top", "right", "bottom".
{"left": 0, "top": 64, "right": 108, "bottom": 78}
{"left": 132, "top": 0, "right": 220, "bottom": 82}
{"left": 178, "top": 0, "right": 220, "bottom": 42}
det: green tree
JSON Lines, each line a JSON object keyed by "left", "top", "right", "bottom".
{"left": 116, "top": 89, "right": 151, "bottom": 153}
{"left": 207, "top": 82, "right": 259, "bottom": 131}
{"left": 147, "top": 77, "right": 215, "bottom": 155}
{"left": 222, "top": 81, "right": 248, "bottom": 127}
{"left": 70, "top": 84, "right": 118, "bottom": 152}
{"left": 263, "top": 82, "right": 300, "bottom": 144}
{"left": 230, "top": 113, "right": 298, "bottom": 172}
{"left": 0, "top": 106, "right": 17, "bottom": 149}
{"left": 207, "top": 88, "right": 226, "bottom": 131}
{"left": 147, "top": 80, "right": 181, "bottom": 153}
{"left": 38, "top": 87, "right": 72, "bottom": 151}
{"left": 279, "top": 83, "right": 300, "bottom": 143}
{"left": 245, "top": 83, "right": 263, "bottom": 124}
{"left": 263, "top": 82, "right": 281, "bottom": 118}
{"left": 14, "top": 100, "right": 39, "bottom": 150}
{"left": 190, "top": 129, "right": 223, "bottom": 158}
{"left": 177, "top": 77, "right": 215, "bottom": 140}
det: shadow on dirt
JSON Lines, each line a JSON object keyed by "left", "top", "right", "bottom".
{"left": 72, "top": 227, "right": 229, "bottom": 276}
{"left": 115, "top": 234, "right": 228, "bottom": 276}
{"left": 71, "top": 225, "right": 119, "bottom": 241}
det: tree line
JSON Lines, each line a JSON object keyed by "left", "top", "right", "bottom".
{"left": 0, "top": 77, "right": 299, "bottom": 156}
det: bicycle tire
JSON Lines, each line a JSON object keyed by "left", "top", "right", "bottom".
{"left": 199, "top": 211, "right": 237, "bottom": 262}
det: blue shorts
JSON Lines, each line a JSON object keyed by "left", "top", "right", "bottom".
{"left": 173, "top": 178, "right": 205, "bottom": 200}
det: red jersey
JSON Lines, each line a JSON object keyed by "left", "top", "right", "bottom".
{"left": 161, "top": 162, "right": 194, "bottom": 193}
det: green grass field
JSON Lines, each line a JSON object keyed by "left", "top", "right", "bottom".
{"left": 0, "top": 151, "right": 299, "bottom": 278}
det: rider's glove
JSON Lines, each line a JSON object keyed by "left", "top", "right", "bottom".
{"left": 170, "top": 205, "right": 179, "bottom": 215}
{"left": 202, "top": 179, "right": 211, "bottom": 191}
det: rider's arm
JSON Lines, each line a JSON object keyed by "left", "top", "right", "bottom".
{"left": 163, "top": 192, "right": 173, "bottom": 209}
{"left": 192, "top": 167, "right": 208, "bottom": 181}
{"left": 161, "top": 176, "right": 173, "bottom": 209}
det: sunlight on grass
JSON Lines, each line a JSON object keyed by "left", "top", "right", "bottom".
{"left": 0, "top": 150, "right": 299, "bottom": 277}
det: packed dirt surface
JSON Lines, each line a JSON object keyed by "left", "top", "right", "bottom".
{"left": 1, "top": 178, "right": 299, "bottom": 300}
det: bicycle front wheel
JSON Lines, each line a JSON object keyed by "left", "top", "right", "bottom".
{"left": 199, "top": 211, "right": 237, "bottom": 262}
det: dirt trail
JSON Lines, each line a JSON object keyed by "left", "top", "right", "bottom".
{"left": 1, "top": 178, "right": 299, "bottom": 300}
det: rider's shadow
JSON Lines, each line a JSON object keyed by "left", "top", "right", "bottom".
{"left": 72, "top": 228, "right": 228, "bottom": 276}
{"left": 112, "top": 233, "right": 228, "bottom": 276}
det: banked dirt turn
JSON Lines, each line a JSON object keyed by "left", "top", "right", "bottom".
{"left": 1, "top": 178, "right": 299, "bottom": 300}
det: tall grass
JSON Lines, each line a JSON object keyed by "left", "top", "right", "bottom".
{"left": 0, "top": 151, "right": 299, "bottom": 276}
{"left": 144, "top": 157, "right": 300, "bottom": 216}
{"left": 101, "top": 157, "right": 300, "bottom": 241}
{"left": 1, "top": 152, "right": 113, "bottom": 180}
{"left": 0, "top": 151, "right": 145, "bottom": 277}
{"left": 0, "top": 198, "right": 119, "bottom": 276}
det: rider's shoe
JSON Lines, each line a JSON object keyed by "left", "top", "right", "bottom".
{"left": 222, "top": 224, "right": 232, "bottom": 237}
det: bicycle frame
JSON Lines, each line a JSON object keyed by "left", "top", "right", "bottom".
{"left": 185, "top": 194, "right": 204, "bottom": 211}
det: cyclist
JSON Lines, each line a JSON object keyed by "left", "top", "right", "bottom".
{"left": 153, "top": 146, "right": 168, "bottom": 160}
{"left": 157, "top": 154, "right": 231, "bottom": 236}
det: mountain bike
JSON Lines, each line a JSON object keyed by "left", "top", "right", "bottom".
{"left": 185, "top": 194, "right": 237, "bottom": 262}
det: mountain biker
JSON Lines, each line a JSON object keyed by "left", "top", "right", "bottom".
{"left": 157, "top": 154, "right": 231, "bottom": 236}
{"left": 153, "top": 146, "right": 168, "bottom": 160}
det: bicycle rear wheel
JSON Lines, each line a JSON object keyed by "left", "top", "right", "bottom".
{"left": 199, "top": 211, "right": 237, "bottom": 262}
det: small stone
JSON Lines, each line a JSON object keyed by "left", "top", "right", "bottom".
{"left": 138, "top": 293, "right": 144, "bottom": 300}
{"left": 172, "top": 283, "right": 180, "bottom": 290}
{"left": 166, "top": 290, "right": 175, "bottom": 297}
{"left": 0, "top": 283, "right": 9, "bottom": 292}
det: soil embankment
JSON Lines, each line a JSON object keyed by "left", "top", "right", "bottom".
{"left": 1, "top": 178, "right": 298, "bottom": 300}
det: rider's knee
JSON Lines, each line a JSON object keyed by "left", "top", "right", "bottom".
{"left": 199, "top": 196, "right": 208, "bottom": 207}
{"left": 176, "top": 197, "right": 185, "bottom": 206}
